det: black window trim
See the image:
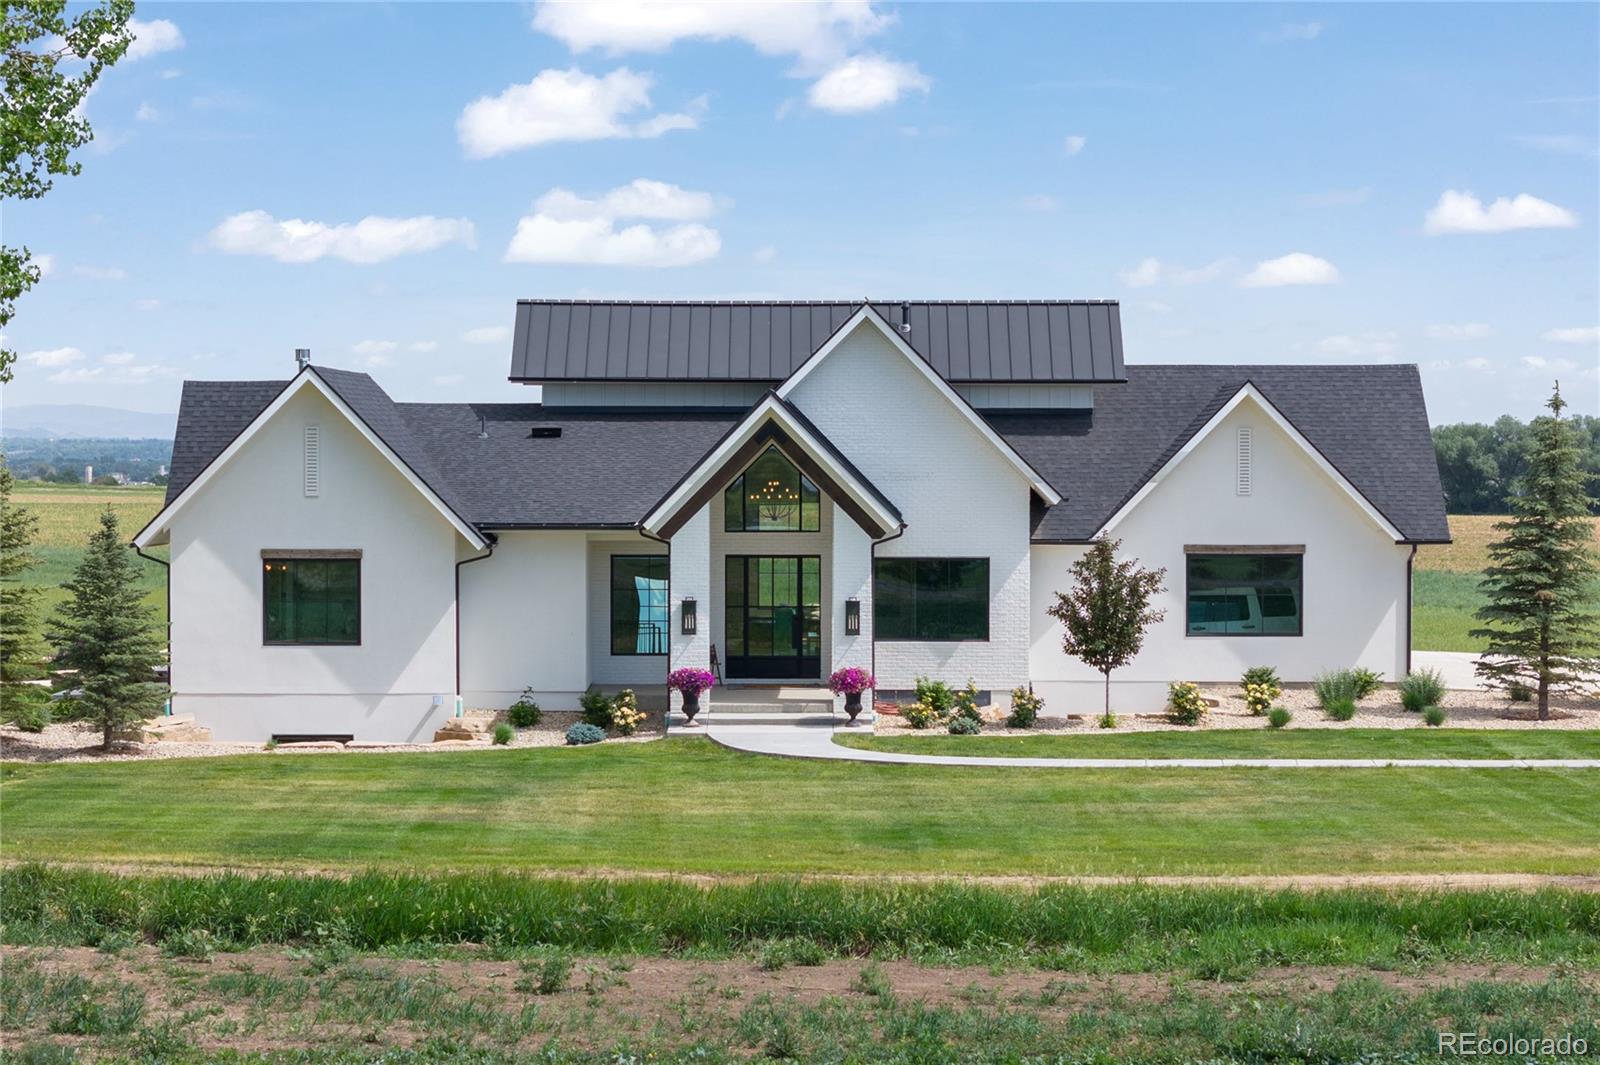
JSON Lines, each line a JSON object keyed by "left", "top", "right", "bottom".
{"left": 261, "top": 552, "right": 362, "bottom": 647}
{"left": 1183, "top": 547, "right": 1304, "bottom": 639}
{"left": 871, "top": 556, "right": 992, "bottom": 643}
{"left": 609, "top": 553, "right": 670, "bottom": 657}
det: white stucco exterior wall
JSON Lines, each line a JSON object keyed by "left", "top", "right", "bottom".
{"left": 786, "top": 325, "right": 1034, "bottom": 695}
{"left": 167, "top": 387, "right": 464, "bottom": 742}
{"left": 458, "top": 530, "right": 589, "bottom": 709}
{"left": 1029, "top": 397, "right": 1412, "bottom": 715}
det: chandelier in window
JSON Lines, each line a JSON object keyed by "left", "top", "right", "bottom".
{"left": 751, "top": 477, "right": 800, "bottom": 526}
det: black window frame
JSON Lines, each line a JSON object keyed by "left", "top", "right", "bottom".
{"left": 610, "top": 554, "right": 670, "bottom": 657}
{"left": 262, "top": 554, "right": 362, "bottom": 647}
{"left": 872, "top": 557, "right": 991, "bottom": 642}
{"left": 1184, "top": 551, "right": 1304, "bottom": 638}
{"left": 723, "top": 445, "right": 822, "bottom": 533}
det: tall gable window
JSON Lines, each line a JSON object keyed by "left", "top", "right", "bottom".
{"left": 263, "top": 553, "right": 360, "bottom": 645}
{"left": 723, "top": 446, "right": 820, "bottom": 532}
{"left": 611, "top": 555, "right": 669, "bottom": 655}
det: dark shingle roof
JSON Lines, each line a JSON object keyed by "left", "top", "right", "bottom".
{"left": 991, "top": 364, "right": 1450, "bottom": 543}
{"left": 162, "top": 363, "right": 1449, "bottom": 544}
{"left": 510, "top": 300, "right": 1126, "bottom": 384}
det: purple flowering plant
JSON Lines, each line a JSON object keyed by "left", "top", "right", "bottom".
{"left": 828, "top": 667, "right": 876, "bottom": 696}
{"left": 667, "top": 667, "right": 717, "bottom": 697}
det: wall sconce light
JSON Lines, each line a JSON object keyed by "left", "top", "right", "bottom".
{"left": 845, "top": 597, "right": 861, "bottom": 636}
{"left": 681, "top": 597, "right": 697, "bottom": 635}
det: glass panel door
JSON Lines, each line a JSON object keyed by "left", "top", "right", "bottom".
{"left": 724, "top": 555, "right": 822, "bottom": 679}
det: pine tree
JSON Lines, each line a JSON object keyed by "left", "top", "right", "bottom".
{"left": 1471, "top": 384, "right": 1600, "bottom": 720}
{"left": 47, "top": 506, "right": 165, "bottom": 748}
{"left": 1048, "top": 536, "right": 1167, "bottom": 721}
{"left": 0, "top": 459, "right": 45, "bottom": 682}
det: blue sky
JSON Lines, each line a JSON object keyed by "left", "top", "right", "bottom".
{"left": 6, "top": 1, "right": 1597, "bottom": 426}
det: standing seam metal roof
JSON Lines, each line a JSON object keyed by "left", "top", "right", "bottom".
{"left": 509, "top": 300, "right": 1125, "bottom": 384}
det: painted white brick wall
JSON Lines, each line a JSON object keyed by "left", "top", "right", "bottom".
{"left": 667, "top": 504, "right": 712, "bottom": 712}
{"left": 1029, "top": 398, "right": 1412, "bottom": 714}
{"left": 829, "top": 505, "right": 873, "bottom": 708}
{"left": 787, "top": 326, "right": 1034, "bottom": 695}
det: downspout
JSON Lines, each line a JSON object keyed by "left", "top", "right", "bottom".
{"left": 638, "top": 525, "right": 672, "bottom": 733}
{"left": 454, "top": 535, "right": 497, "bottom": 717}
{"left": 868, "top": 522, "right": 907, "bottom": 710}
{"left": 132, "top": 545, "right": 172, "bottom": 715}
{"left": 1404, "top": 543, "right": 1417, "bottom": 677}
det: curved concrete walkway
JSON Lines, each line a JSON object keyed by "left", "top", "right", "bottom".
{"left": 704, "top": 721, "right": 1600, "bottom": 769}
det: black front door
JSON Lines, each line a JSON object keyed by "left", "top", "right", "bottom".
{"left": 725, "top": 556, "right": 822, "bottom": 679}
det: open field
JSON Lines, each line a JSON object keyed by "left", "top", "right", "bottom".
{"left": 4, "top": 739, "right": 1599, "bottom": 876}
{"left": 835, "top": 729, "right": 1600, "bottom": 760}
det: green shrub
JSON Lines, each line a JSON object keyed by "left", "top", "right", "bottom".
{"left": 517, "top": 950, "right": 572, "bottom": 994}
{"left": 565, "top": 723, "right": 605, "bottom": 746}
{"left": 1312, "top": 670, "right": 1359, "bottom": 709}
{"left": 1325, "top": 696, "right": 1356, "bottom": 722}
{"left": 1241, "top": 666, "right": 1281, "bottom": 691}
{"left": 1007, "top": 686, "right": 1042, "bottom": 728}
{"left": 1240, "top": 667, "right": 1281, "bottom": 716}
{"left": 1166, "top": 681, "right": 1207, "bottom": 726}
{"left": 1350, "top": 668, "right": 1384, "bottom": 699}
{"left": 1509, "top": 680, "right": 1534, "bottom": 703}
{"left": 3, "top": 687, "right": 51, "bottom": 733}
{"left": 952, "top": 680, "right": 982, "bottom": 721}
{"left": 610, "top": 689, "right": 644, "bottom": 736}
{"left": 506, "top": 689, "right": 542, "bottom": 728}
{"left": 492, "top": 723, "right": 514, "bottom": 746}
{"left": 947, "top": 715, "right": 981, "bottom": 735}
{"left": 1098, "top": 711, "right": 1117, "bottom": 729}
{"left": 579, "top": 690, "right": 614, "bottom": 728}
{"left": 1267, "top": 706, "right": 1292, "bottom": 729}
{"left": 913, "top": 676, "right": 955, "bottom": 717}
{"left": 1399, "top": 669, "right": 1447, "bottom": 713}
{"left": 901, "top": 700, "right": 941, "bottom": 729}
{"left": 1423, "top": 705, "right": 1447, "bottom": 727}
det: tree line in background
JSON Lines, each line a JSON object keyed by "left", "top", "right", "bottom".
{"left": 1, "top": 437, "right": 172, "bottom": 484}
{"left": 1434, "top": 413, "right": 1600, "bottom": 515}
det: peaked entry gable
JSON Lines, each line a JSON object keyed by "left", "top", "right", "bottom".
{"left": 640, "top": 394, "right": 902, "bottom": 540}
{"left": 776, "top": 305, "right": 1063, "bottom": 505}
{"left": 134, "top": 368, "right": 490, "bottom": 550}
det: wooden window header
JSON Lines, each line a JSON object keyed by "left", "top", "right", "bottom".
{"left": 261, "top": 548, "right": 364, "bottom": 559}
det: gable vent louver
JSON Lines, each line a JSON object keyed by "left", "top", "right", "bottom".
{"left": 1236, "top": 426, "right": 1253, "bottom": 496}
{"left": 303, "top": 425, "right": 321, "bottom": 497}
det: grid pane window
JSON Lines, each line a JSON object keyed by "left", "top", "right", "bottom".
{"left": 611, "top": 556, "right": 669, "bottom": 655}
{"left": 263, "top": 558, "right": 360, "bottom": 645}
{"left": 872, "top": 558, "right": 989, "bottom": 641}
{"left": 723, "top": 446, "right": 820, "bottom": 531}
{"left": 1186, "top": 553, "right": 1303, "bottom": 636}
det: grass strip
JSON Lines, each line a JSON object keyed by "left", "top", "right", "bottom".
{"left": 5, "top": 865, "right": 1598, "bottom": 975}
{"left": 834, "top": 728, "right": 1600, "bottom": 760}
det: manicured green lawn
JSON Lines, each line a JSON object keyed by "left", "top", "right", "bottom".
{"left": 1411, "top": 569, "right": 1489, "bottom": 652}
{"left": 4, "top": 738, "right": 1597, "bottom": 876}
{"left": 834, "top": 728, "right": 1600, "bottom": 760}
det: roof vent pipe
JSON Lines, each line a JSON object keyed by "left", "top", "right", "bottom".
{"left": 294, "top": 348, "right": 312, "bottom": 371}
{"left": 477, "top": 415, "right": 488, "bottom": 439}
{"left": 899, "top": 301, "right": 911, "bottom": 335}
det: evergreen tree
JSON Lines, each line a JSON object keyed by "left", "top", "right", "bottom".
{"left": 1471, "top": 384, "right": 1600, "bottom": 719}
{"left": 1048, "top": 536, "right": 1166, "bottom": 721}
{"left": 47, "top": 506, "right": 165, "bottom": 748}
{"left": 0, "top": 459, "right": 45, "bottom": 682}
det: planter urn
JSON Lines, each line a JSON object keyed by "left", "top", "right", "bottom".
{"left": 680, "top": 689, "right": 701, "bottom": 723}
{"left": 843, "top": 691, "right": 864, "bottom": 722}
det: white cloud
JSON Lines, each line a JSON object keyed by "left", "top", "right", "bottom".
{"left": 753, "top": 245, "right": 778, "bottom": 263}
{"left": 126, "top": 18, "right": 184, "bottom": 61}
{"left": 504, "top": 179, "right": 722, "bottom": 268}
{"left": 1423, "top": 190, "right": 1578, "bottom": 235}
{"left": 1239, "top": 252, "right": 1340, "bottom": 288}
{"left": 32, "top": 253, "right": 55, "bottom": 278}
{"left": 49, "top": 357, "right": 174, "bottom": 384}
{"left": 457, "top": 68, "right": 701, "bottom": 158}
{"left": 1463, "top": 357, "right": 1494, "bottom": 373}
{"left": 1299, "top": 187, "right": 1371, "bottom": 208}
{"left": 71, "top": 264, "right": 127, "bottom": 281}
{"left": 1425, "top": 322, "right": 1492, "bottom": 341}
{"left": 135, "top": 101, "right": 160, "bottom": 122}
{"left": 1063, "top": 134, "right": 1086, "bottom": 156}
{"left": 462, "top": 326, "right": 511, "bottom": 345}
{"left": 352, "top": 340, "right": 399, "bottom": 357}
{"left": 1258, "top": 21, "right": 1323, "bottom": 42}
{"left": 1316, "top": 332, "right": 1398, "bottom": 356}
{"left": 23, "top": 346, "right": 85, "bottom": 368}
{"left": 101, "top": 351, "right": 137, "bottom": 365}
{"left": 1515, "top": 134, "right": 1598, "bottom": 158}
{"left": 208, "top": 210, "right": 475, "bottom": 264}
{"left": 409, "top": 340, "right": 440, "bottom": 353}
{"left": 808, "top": 54, "right": 929, "bottom": 113}
{"left": 1019, "top": 194, "right": 1058, "bottom": 213}
{"left": 1522, "top": 355, "right": 1577, "bottom": 372}
{"left": 1541, "top": 326, "right": 1600, "bottom": 344}
{"left": 1117, "top": 257, "right": 1231, "bottom": 288}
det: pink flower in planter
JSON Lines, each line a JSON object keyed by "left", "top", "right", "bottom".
{"left": 667, "top": 668, "right": 717, "bottom": 696}
{"left": 828, "top": 667, "right": 876, "bottom": 696}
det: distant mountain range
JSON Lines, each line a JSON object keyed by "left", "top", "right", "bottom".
{"left": 2, "top": 404, "right": 176, "bottom": 440}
